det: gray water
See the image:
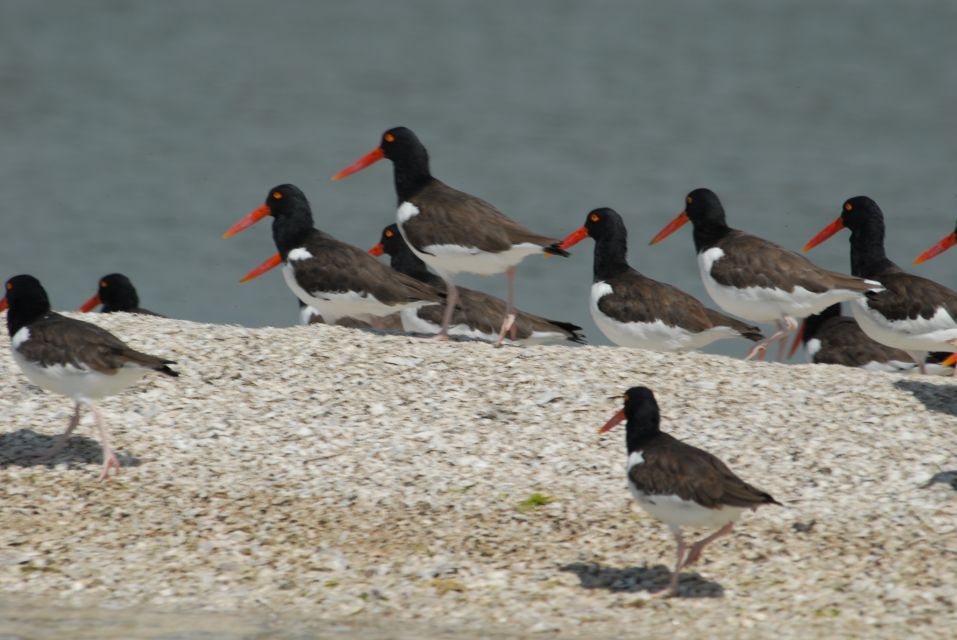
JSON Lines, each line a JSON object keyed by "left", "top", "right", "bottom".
{"left": 2, "top": 1, "right": 956, "bottom": 358}
{"left": 1, "top": 1, "right": 956, "bottom": 636}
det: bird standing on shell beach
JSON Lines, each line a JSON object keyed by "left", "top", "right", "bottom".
{"left": 1, "top": 275, "right": 178, "bottom": 480}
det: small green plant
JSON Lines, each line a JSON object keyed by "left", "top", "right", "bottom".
{"left": 516, "top": 493, "right": 558, "bottom": 512}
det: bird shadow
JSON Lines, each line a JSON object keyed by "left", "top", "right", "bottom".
{"left": 0, "top": 429, "right": 141, "bottom": 469}
{"left": 559, "top": 561, "right": 724, "bottom": 598}
{"left": 893, "top": 379, "right": 957, "bottom": 418}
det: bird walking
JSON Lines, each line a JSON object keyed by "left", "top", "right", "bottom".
{"left": 2, "top": 275, "right": 178, "bottom": 480}
{"left": 600, "top": 386, "right": 779, "bottom": 597}
{"left": 332, "top": 127, "right": 568, "bottom": 345}
{"left": 650, "top": 188, "right": 882, "bottom": 360}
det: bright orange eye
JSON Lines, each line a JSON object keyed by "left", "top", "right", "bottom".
{"left": 844, "top": 202, "right": 853, "bottom": 211}
{"left": 590, "top": 213, "right": 600, "bottom": 222}
{"left": 5, "top": 282, "right": 11, "bottom": 291}
{"left": 100, "top": 280, "right": 107, "bottom": 288}
{"left": 273, "top": 191, "right": 283, "bottom": 200}
{"left": 686, "top": 196, "right": 693, "bottom": 205}
{"left": 384, "top": 133, "right": 395, "bottom": 143}
{"left": 385, "top": 229, "right": 393, "bottom": 237}
{"left": 623, "top": 393, "right": 629, "bottom": 402}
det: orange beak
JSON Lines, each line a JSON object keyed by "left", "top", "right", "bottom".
{"left": 0, "top": 297, "right": 7, "bottom": 313}
{"left": 223, "top": 204, "right": 271, "bottom": 239}
{"left": 598, "top": 408, "right": 626, "bottom": 434}
{"left": 803, "top": 216, "right": 846, "bottom": 252}
{"left": 331, "top": 147, "right": 385, "bottom": 181}
{"left": 913, "top": 232, "right": 956, "bottom": 265}
{"left": 368, "top": 243, "right": 385, "bottom": 257}
{"left": 240, "top": 253, "right": 283, "bottom": 283}
{"left": 788, "top": 319, "right": 806, "bottom": 359}
{"left": 943, "top": 353, "right": 957, "bottom": 367}
{"left": 649, "top": 211, "right": 690, "bottom": 245}
{"left": 78, "top": 293, "right": 102, "bottom": 312}
{"left": 557, "top": 227, "right": 589, "bottom": 251}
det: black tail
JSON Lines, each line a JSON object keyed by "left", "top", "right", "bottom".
{"left": 544, "top": 244, "right": 570, "bottom": 258}
{"left": 157, "top": 361, "right": 179, "bottom": 377}
{"left": 544, "top": 319, "right": 586, "bottom": 344}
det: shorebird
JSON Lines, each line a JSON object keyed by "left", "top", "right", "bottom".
{"left": 557, "top": 207, "right": 762, "bottom": 352}
{"left": 600, "top": 386, "right": 779, "bottom": 597}
{"left": 650, "top": 188, "right": 882, "bottom": 360}
{"left": 78, "top": 273, "right": 163, "bottom": 316}
{"left": 2, "top": 274, "right": 178, "bottom": 480}
{"left": 223, "top": 184, "right": 443, "bottom": 327}
{"left": 804, "top": 196, "right": 957, "bottom": 375}
{"left": 371, "top": 223, "right": 584, "bottom": 345}
{"left": 788, "top": 303, "right": 955, "bottom": 375}
{"left": 332, "top": 126, "right": 569, "bottom": 345}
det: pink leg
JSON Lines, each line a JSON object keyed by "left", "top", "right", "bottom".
{"left": 656, "top": 526, "right": 687, "bottom": 598}
{"left": 429, "top": 281, "right": 459, "bottom": 341}
{"left": 494, "top": 267, "right": 518, "bottom": 347}
{"left": 684, "top": 522, "right": 734, "bottom": 567}
{"left": 87, "top": 402, "right": 120, "bottom": 481}
{"left": 745, "top": 318, "right": 797, "bottom": 361}
{"left": 38, "top": 403, "right": 82, "bottom": 460}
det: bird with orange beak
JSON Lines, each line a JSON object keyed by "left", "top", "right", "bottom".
{"left": 332, "top": 126, "right": 568, "bottom": 346}
{"left": 223, "top": 184, "right": 442, "bottom": 327}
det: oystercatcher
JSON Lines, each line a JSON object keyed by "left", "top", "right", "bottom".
{"left": 371, "top": 223, "right": 584, "bottom": 345}
{"left": 913, "top": 219, "right": 956, "bottom": 264}
{"left": 332, "top": 126, "right": 568, "bottom": 345}
{"left": 787, "top": 303, "right": 956, "bottom": 374}
{"left": 1, "top": 275, "right": 178, "bottom": 480}
{"left": 223, "top": 184, "right": 442, "bottom": 327}
{"left": 650, "top": 188, "right": 882, "bottom": 360}
{"left": 600, "top": 386, "right": 779, "bottom": 597}
{"left": 78, "top": 273, "right": 162, "bottom": 316}
{"left": 557, "top": 207, "right": 761, "bottom": 352}
{"left": 804, "top": 196, "right": 957, "bottom": 375}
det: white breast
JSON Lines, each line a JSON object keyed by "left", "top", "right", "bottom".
{"left": 851, "top": 299, "right": 957, "bottom": 353}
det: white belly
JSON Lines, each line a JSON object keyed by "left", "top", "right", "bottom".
{"left": 628, "top": 482, "right": 745, "bottom": 529}
{"left": 12, "top": 350, "right": 149, "bottom": 401}
{"left": 851, "top": 299, "right": 957, "bottom": 353}
{"left": 399, "top": 307, "right": 570, "bottom": 345}
{"left": 282, "top": 263, "right": 423, "bottom": 323}
{"left": 396, "top": 221, "right": 541, "bottom": 278}
{"left": 590, "top": 283, "right": 738, "bottom": 352}
{"left": 698, "top": 248, "right": 867, "bottom": 322}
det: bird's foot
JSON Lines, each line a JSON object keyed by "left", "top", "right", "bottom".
{"left": 98, "top": 451, "right": 121, "bottom": 481}
{"left": 426, "top": 333, "right": 450, "bottom": 342}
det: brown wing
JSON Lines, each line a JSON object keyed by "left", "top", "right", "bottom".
{"left": 598, "top": 270, "right": 749, "bottom": 335}
{"left": 712, "top": 231, "right": 876, "bottom": 294}
{"left": 814, "top": 316, "right": 914, "bottom": 366}
{"left": 295, "top": 232, "right": 443, "bottom": 305}
{"left": 862, "top": 272, "right": 957, "bottom": 322}
{"left": 629, "top": 434, "right": 778, "bottom": 509}
{"left": 414, "top": 286, "right": 582, "bottom": 341}
{"left": 403, "top": 180, "right": 561, "bottom": 254}
{"left": 19, "top": 313, "right": 177, "bottom": 376}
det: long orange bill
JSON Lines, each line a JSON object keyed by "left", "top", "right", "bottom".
{"left": 943, "top": 353, "right": 957, "bottom": 367}
{"left": 240, "top": 253, "right": 283, "bottom": 283}
{"left": 803, "top": 216, "right": 845, "bottom": 252}
{"left": 368, "top": 243, "right": 385, "bottom": 257}
{"left": 0, "top": 297, "right": 7, "bottom": 313}
{"left": 913, "top": 232, "right": 956, "bottom": 265}
{"left": 557, "top": 227, "right": 588, "bottom": 251}
{"left": 78, "top": 293, "right": 102, "bottom": 312}
{"left": 788, "top": 319, "right": 806, "bottom": 359}
{"left": 223, "top": 204, "right": 271, "bottom": 239}
{"left": 331, "top": 147, "right": 385, "bottom": 181}
{"left": 598, "top": 408, "right": 626, "bottom": 434}
{"left": 649, "top": 211, "right": 689, "bottom": 245}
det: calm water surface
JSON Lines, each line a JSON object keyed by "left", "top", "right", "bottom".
{"left": 1, "top": 1, "right": 956, "bottom": 635}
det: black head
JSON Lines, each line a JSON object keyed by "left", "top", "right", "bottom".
{"left": 683, "top": 188, "right": 728, "bottom": 227}
{"left": 838, "top": 196, "right": 884, "bottom": 233}
{"left": 622, "top": 386, "right": 660, "bottom": 424}
{"left": 379, "top": 126, "right": 428, "bottom": 163}
{"left": 98, "top": 273, "right": 139, "bottom": 312}
{"left": 2, "top": 274, "right": 52, "bottom": 336}
{"left": 263, "top": 184, "right": 311, "bottom": 218}
{"left": 583, "top": 207, "right": 627, "bottom": 242}
{"left": 377, "top": 223, "right": 406, "bottom": 256}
